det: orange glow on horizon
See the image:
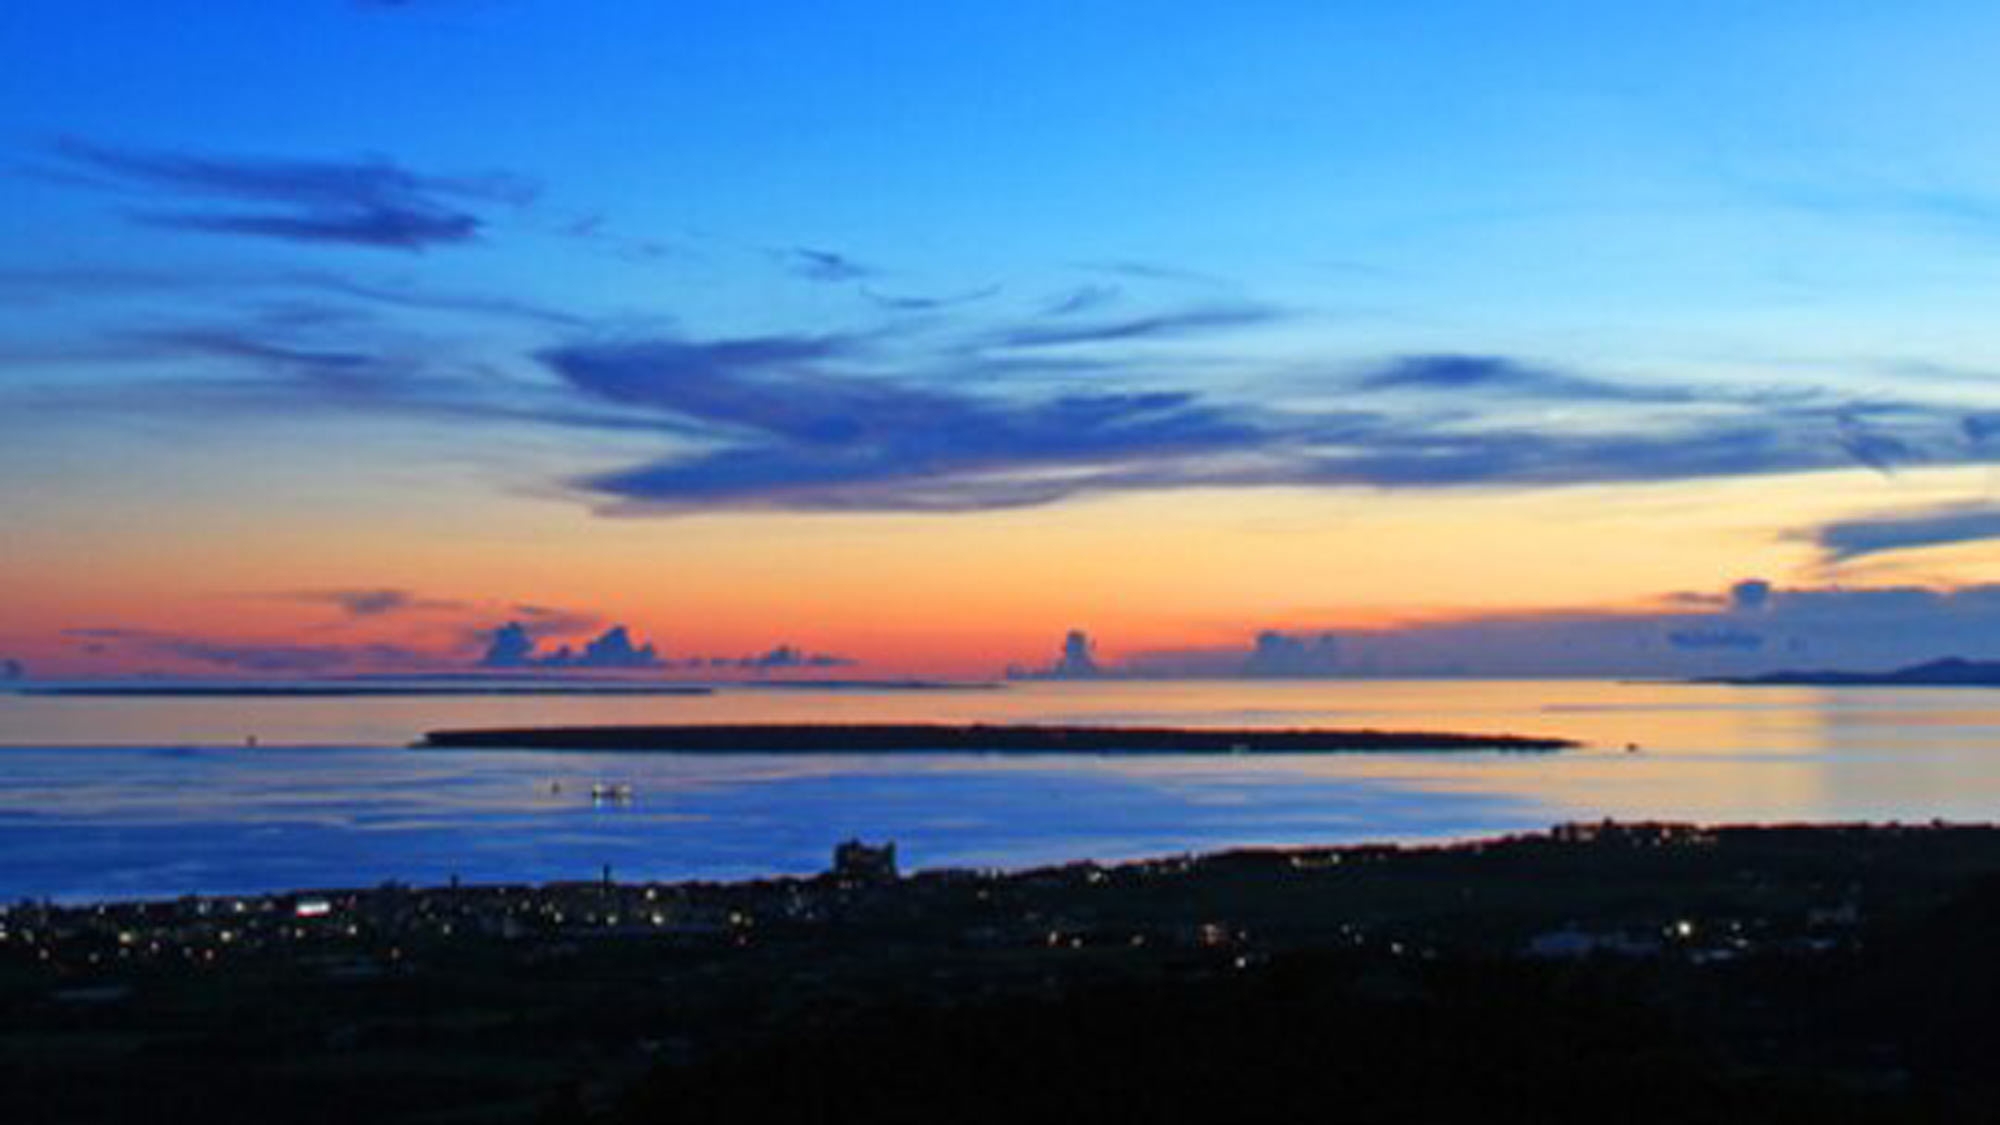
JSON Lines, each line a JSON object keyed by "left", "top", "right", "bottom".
{"left": 10, "top": 465, "right": 2000, "bottom": 679}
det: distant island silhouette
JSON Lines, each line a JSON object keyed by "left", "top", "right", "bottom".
{"left": 1708, "top": 656, "right": 2000, "bottom": 687}
{"left": 24, "top": 683, "right": 716, "bottom": 698}
{"left": 19, "top": 677, "right": 1001, "bottom": 698}
{"left": 419, "top": 722, "right": 1573, "bottom": 753}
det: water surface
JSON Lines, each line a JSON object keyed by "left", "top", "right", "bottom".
{"left": 3, "top": 679, "right": 1997, "bottom": 901}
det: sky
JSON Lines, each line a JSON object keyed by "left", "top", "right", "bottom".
{"left": 9, "top": 1, "right": 2000, "bottom": 679}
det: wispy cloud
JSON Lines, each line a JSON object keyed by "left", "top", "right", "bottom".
{"left": 43, "top": 137, "right": 533, "bottom": 251}
{"left": 1354, "top": 354, "right": 1700, "bottom": 404}
{"left": 10, "top": 319, "right": 703, "bottom": 442}
{"left": 281, "top": 588, "right": 462, "bottom": 618}
{"left": 1833, "top": 409, "right": 1918, "bottom": 473}
{"left": 283, "top": 271, "right": 590, "bottom": 327}
{"left": 66, "top": 628, "right": 431, "bottom": 674}
{"left": 15, "top": 225, "right": 1996, "bottom": 518}
{"left": 540, "top": 334, "right": 1271, "bottom": 512}
{"left": 1765, "top": 176, "right": 2000, "bottom": 246}
{"left": 1806, "top": 502, "right": 2000, "bottom": 562}
{"left": 861, "top": 284, "right": 1001, "bottom": 312}
{"left": 1079, "top": 260, "right": 1225, "bottom": 287}
{"left": 1042, "top": 284, "right": 1122, "bottom": 317}
{"left": 0, "top": 265, "right": 589, "bottom": 328}
{"left": 990, "top": 302, "right": 1282, "bottom": 349}
{"left": 784, "top": 247, "right": 876, "bottom": 283}
{"left": 508, "top": 603, "right": 603, "bottom": 636}
{"left": 127, "top": 327, "right": 408, "bottom": 396}
{"left": 532, "top": 330, "right": 1986, "bottom": 513}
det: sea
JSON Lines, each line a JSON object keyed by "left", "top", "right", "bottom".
{"left": 4, "top": 678, "right": 2000, "bottom": 903}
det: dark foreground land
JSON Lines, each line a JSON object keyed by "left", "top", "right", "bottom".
{"left": 420, "top": 721, "right": 1573, "bottom": 753}
{"left": 8, "top": 823, "right": 2000, "bottom": 1123}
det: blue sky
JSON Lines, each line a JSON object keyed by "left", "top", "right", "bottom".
{"left": 16, "top": 1, "right": 2000, "bottom": 353}
{"left": 9, "top": 1, "right": 2000, "bottom": 677}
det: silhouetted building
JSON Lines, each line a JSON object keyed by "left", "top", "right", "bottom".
{"left": 831, "top": 838, "right": 898, "bottom": 884}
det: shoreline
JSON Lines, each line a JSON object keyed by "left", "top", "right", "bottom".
{"left": 10, "top": 819, "right": 1998, "bottom": 1122}
{"left": 7, "top": 816, "right": 1973, "bottom": 912}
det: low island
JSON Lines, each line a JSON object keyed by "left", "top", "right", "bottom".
{"left": 417, "top": 722, "right": 1575, "bottom": 753}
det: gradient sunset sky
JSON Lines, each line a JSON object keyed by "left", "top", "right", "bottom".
{"left": 9, "top": 1, "right": 2000, "bottom": 679}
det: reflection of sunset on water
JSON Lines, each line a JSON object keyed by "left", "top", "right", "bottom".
{"left": 9, "top": 679, "right": 2000, "bottom": 900}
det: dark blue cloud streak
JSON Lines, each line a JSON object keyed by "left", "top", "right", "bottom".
{"left": 45, "top": 138, "right": 532, "bottom": 251}
{"left": 534, "top": 334, "right": 1984, "bottom": 513}
{"left": 1809, "top": 503, "right": 2000, "bottom": 562}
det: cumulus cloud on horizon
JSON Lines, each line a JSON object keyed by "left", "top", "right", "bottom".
{"left": 475, "top": 621, "right": 852, "bottom": 675}
{"left": 478, "top": 622, "right": 663, "bottom": 670}
{"left": 1240, "top": 630, "right": 1342, "bottom": 677}
{"left": 1123, "top": 579, "right": 2000, "bottom": 679}
{"left": 1008, "top": 629, "right": 1108, "bottom": 680}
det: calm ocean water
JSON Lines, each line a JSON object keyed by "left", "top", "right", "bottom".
{"left": 4, "top": 679, "right": 2000, "bottom": 902}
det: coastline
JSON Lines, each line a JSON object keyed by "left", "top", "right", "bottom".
{"left": 3, "top": 817, "right": 1975, "bottom": 914}
{"left": 8, "top": 820, "right": 1999, "bottom": 1122}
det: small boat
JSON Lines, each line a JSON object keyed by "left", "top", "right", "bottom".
{"left": 590, "top": 782, "right": 635, "bottom": 803}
